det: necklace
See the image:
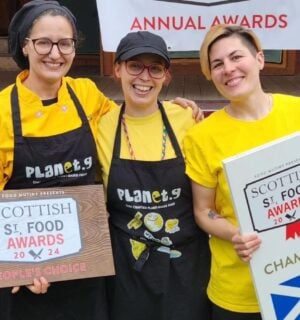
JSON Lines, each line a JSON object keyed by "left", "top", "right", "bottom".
{"left": 121, "top": 113, "right": 168, "bottom": 160}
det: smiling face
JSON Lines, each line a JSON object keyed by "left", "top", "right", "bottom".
{"left": 22, "top": 14, "right": 75, "bottom": 87}
{"left": 114, "top": 53, "right": 167, "bottom": 116}
{"left": 209, "top": 35, "right": 264, "bottom": 102}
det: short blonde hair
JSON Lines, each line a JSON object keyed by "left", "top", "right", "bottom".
{"left": 200, "top": 24, "right": 262, "bottom": 80}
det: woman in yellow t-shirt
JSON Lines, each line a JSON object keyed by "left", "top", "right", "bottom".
{"left": 97, "top": 31, "right": 211, "bottom": 320}
{"left": 184, "top": 24, "right": 300, "bottom": 320}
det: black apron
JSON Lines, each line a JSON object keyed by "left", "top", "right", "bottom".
{"left": 0, "top": 85, "right": 108, "bottom": 320}
{"left": 106, "top": 102, "right": 211, "bottom": 320}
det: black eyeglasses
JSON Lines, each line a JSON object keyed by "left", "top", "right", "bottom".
{"left": 25, "top": 37, "right": 76, "bottom": 55}
{"left": 125, "top": 60, "right": 167, "bottom": 79}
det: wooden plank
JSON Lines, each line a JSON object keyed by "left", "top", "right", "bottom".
{"left": 162, "top": 75, "right": 185, "bottom": 100}
{"left": 282, "top": 75, "right": 300, "bottom": 91}
{"left": 1, "top": 72, "right": 300, "bottom": 102}
{"left": 261, "top": 75, "right": 300, "bottom": 95}
{"left": 0, "top": 185, "right": 115, "bottom": 288}
{"left": 183, "top": 75, "right": 202, "bottom": 101}
{"left": 94, "top": 76, "right": 123, "bottom": 102}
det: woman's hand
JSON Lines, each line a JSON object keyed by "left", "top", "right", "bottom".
{"left": 171, "top": 97, "right": 204, "bottom": 122}
{"left": 12, "top": 277, "right": 50, "bottom": 294}
{"left": 232, "top": 232, "right": 262, "bottom": 262}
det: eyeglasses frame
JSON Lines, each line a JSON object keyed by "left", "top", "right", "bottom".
{"left": 25, "top": 37, "right": 76, "bottom": 55}
{"left": 125, "top": 60, "right": 167, "bottom": 79}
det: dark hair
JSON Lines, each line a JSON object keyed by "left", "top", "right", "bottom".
{"left": 27, "top": 8, "right": 77, "bottom": 43}
{"left": 8, "top": 0, "right": 77, "bottom": 69}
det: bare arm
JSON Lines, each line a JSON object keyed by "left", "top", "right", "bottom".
{"left": 191, "top": 181, "right": 238, "bottom": 241}
{"left": 171, "top": 97, "right": 204, "bottom": 122}
{"left": 191, "top": 181, "right": 262, "bottom": 260}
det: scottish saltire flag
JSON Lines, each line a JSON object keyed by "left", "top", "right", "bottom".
{"left": 271, "top": 276, "right": 300, "bottom": 320}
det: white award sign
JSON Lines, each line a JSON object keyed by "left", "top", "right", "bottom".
{"left": 0, "top": 198, "right": 81, "bottom": 263}
{"left": 223, "top": 132, "right": 300, "bottom": 320}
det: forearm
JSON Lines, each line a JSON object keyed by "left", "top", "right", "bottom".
{"left": 191, "top": 182, "right": 238, "bottom": 242}
{"left": 195, "top": 208, "right": 238, "bottom": 242}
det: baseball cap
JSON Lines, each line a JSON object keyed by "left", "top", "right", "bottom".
{"left": 115, "top": 31, "right": 170, "bottom": 67}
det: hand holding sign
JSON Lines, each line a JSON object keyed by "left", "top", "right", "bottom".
{"left": 12, "top": 276, "right": 50, "bottom": 294}
{"left": 232, "top": 231, "right": 262, "bottom": 262}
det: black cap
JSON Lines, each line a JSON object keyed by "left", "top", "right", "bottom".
{"left": 115, "top": 31, "right": 170, "bottom": 67}
{"left": 8, "top": 0, "right": 76, "bottom": 70}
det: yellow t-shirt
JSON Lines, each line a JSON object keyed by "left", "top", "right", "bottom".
{"left": 97, "top": 101, "right": 196, "bottom": 190}
{"left": 183, "top": 93, "right": 300, "bottom": 312}
{"left": 0, "top": 70, "right": 117, "bottom": 190}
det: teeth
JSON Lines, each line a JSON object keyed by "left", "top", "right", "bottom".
{"left": 226, "top": 77, "right": 242, "bottom": 86}
{"left": 44, "top": 62, "right": 61, "bottom": 67}
{"left": 134, "top": 85, "right": 151, "bottom": 92}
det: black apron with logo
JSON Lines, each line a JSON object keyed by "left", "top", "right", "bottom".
{"left": 106, "top": 102, "right": 211, "bottom": 320}
{"left": 0, "top": 85, "right": 108, "bottom": 320}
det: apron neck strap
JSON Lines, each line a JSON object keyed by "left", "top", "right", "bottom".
{"left": 112, "top": 101, "right": 183, "bottom": 159}
{"left": 10, "top": 83, "right": 89, "bottom": 140}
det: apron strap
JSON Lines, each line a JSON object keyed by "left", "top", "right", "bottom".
{"left": 9, "top": 84, "right": 90, "bottom": 143}
{"left": 10, "top": 85, "right": 23, "bottom": 143}
{"left": 112, "top": 103, "right": 124, "bottom": 159}
{"left": 157, "top": 101, "right": 183, "bottom": 158}
{"left": 112, "top": 101, "right": 184, "bottom": 159}
{"left": 66, "top": 83, "right": 90, "bottom": 130}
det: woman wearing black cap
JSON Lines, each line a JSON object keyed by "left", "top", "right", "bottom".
{"left": 0, "top": 1, "right": 115, "bottom": 319}
{"left": 96, "top": 31, "right": 211, "bottom": 320}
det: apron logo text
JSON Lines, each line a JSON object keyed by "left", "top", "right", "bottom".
{"left": 25, "top": 156, "right": 93, "bottom": 179}
{"left": 117, "top": 187, "right": 181, "bottom": 204}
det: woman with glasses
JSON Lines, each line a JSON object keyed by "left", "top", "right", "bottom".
{"left": 0, "top": 1, "right": 115, "bottom": 319}
{"left": 96, "top": 31, "right": 211, "bottom": 320}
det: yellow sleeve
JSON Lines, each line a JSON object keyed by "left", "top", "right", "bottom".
{"left": 0, "top": 84, "right": 14, "bottom": 190}
{"left": 64, "top": 77, "right": 118, "bottom": 123}
{"left": 183, "top": 125, "right": 217, "bottom": 188}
